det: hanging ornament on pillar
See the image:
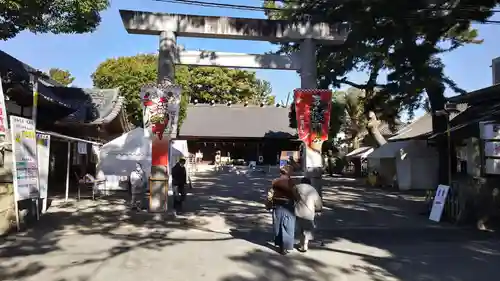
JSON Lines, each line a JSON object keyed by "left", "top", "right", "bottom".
{"left": 140, "top": 80, "right": 182, "bottom": 140}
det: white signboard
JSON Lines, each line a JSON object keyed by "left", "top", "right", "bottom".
{"left": 77, "top": 142, "right": 87, "bottom": 154}
{"left": 36, "top": 133, "right": 50, "bottom": 199}
{"left": 429, "top": 184, "right": 450, "bottom": 222}
{"left": 0, "top": 75, "right": 9, "bottom": 135}
{"left": 10, "top": 116, "right": 39, "bottom": 200}
{"left": 480, "top": 123, "right": 500, "bottom": 140}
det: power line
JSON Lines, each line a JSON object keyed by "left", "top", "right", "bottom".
{"left": 153, "top": 0, "right": 500, "bottom": 25}
{"left": 153, "top": 0, "right": 279, "bottom": 11}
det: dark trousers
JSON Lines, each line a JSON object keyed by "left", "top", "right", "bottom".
{"left": 173, "top": 183, "right": 186, "bottom": 211}
{"left": 272, "top": 202, "right": 296, "bottom": 251}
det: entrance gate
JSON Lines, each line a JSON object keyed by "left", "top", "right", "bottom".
{"left": 119, "top": 10, "right": 350, "bottom": 211}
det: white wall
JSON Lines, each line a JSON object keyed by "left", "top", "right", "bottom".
{"left": 396, "top": 158, "right": 412, "bottom": 190}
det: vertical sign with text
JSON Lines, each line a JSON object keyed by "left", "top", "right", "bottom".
{"left": 36, "top": 133, "right": 50, "bottom": 199}
{"left": 10, "top": 116, "right": 39, "bottom": 200}
{"left": 294, "top": 89, "right": 332, "bottom": 147}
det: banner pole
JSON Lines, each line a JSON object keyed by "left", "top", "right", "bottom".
{"left": 30, "top": 73, "right": 41, "bottom": 221}
{"left": 12, "top": 187, "right": 20, "bottom": 232}
{"left": 65, "top": 142, "right": 71, "bottom": 201}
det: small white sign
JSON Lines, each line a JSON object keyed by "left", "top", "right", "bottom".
{"left": 429, "top": 184, "right": 450, "bottom": 222}
{"left": 77, "top": 142, "right": 87, "bottom": 154}
{"left": 36, "top": 133, "right": 50, "bottom": 199}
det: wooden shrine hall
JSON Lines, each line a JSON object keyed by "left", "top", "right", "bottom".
{"left": 178, "top": 103, "right": 300, "bottom": 165}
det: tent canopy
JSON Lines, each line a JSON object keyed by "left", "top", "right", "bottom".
{"left": 97, "top": 128, "right": 152, "bottom": 189}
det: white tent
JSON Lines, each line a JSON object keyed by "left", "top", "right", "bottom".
{"left": 97, "top": 128, "right": 152, "bottom": 191}
{"left": 367, "top": 140, "right": 438, "bottom": 190}
{"left": 169, "top": 140, "right": 189, "bottom": 171}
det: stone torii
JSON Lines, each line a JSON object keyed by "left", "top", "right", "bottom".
{"left": 119, "top": 10, "right": 350, "bottom": 211}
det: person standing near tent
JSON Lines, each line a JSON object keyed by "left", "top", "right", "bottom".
{"left": 130, "top": 162, "right": 146, "bottom": 210}
{"left": 172, "top": 158, "right": 187, "bottom": 212}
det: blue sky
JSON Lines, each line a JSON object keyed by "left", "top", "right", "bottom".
{"left": 1, "top": 0, "right": 500, "bottom": 115}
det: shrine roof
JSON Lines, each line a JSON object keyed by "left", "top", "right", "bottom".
{"left": 0, "top": 50, "right": 127, "bottom": 127}
{"left": 178, "top": 104, "right": 297, "bottom": 139}
{"left": 53, "top": 87, "right": 125, "bottom": 125}
{"left": 389, "top": 103, "right": 468, "bottom": 141}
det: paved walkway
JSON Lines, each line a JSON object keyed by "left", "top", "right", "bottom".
{"left": 1, "top": 170, "right": 500, "bottom": 281}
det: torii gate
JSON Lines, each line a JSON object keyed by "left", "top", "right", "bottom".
{"left": 119, "top": 10, "right": 350, "bottom": 212}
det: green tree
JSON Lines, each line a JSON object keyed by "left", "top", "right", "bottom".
{"left": 253, "top": 80, "right": 275, "bottom": 105}
{"left": 47, "top": 68, "right": 75, "bottom": 86}
{"left": 91, "top": 54, "right": 275, "bottom": 127}
{"left": 265, "top": 0, "right": 497, "bottom": 184}
{"left": 342, "top": 88, "right": 367, "bottom": 149}
{"left": 1, "top": 0, "right": 110, "bottom": 40}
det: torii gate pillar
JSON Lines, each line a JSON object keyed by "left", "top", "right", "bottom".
{"left": 298, "top": 38, "right": 324, "bottom": 196}
{"left": 299, "top": 38, "right": 317, "bottom": 89}
{"left": 158, "top": 30, "right": 177, "bottom": 82}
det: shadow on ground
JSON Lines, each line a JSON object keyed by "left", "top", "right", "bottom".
{"left": 0, "top": 194, "right": 233, "bottom": 281}
{"left": 188, "top": 170, "right": 500, "bottom": 281}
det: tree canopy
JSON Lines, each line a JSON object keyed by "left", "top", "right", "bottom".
{"left": 91, "top": 53, "right": 275, "bottom": 127}
{"left": 47, "top": 68, "right": 75, "bottom": 86}
{"left": 264, "top": 0, "right": 496, "bottom": 118}
{"left": 266, "top": 0, "right": 499, "bottom": 182}
{"left": 1, "top": 0, "right": 110, "bottom": 40}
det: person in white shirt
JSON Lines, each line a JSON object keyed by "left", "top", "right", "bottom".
{"left": 294, "top": 177, "right": 322, "bottom": 252}
{"left": 130, "top": 162, "right": 146, "bottom": 210}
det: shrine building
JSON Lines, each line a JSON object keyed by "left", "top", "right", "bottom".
{"left": 178, "top": 103, "right": 300, "bottom": 165}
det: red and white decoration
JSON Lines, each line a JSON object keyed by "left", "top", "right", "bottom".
{"left": 294, "top": 89, "right": 333, "bottom": 147}
{"left": 140, "top": 79, "right": 181, "bottom": 140}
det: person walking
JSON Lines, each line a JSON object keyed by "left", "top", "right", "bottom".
{"left": 266, "top": 165, "right": 298, "bottom": 255}
{"left": 171, "top": 158, "right": 187, "bottom": 213}
{"left": 295, "top": 177, "right": 323, "bottom": 252}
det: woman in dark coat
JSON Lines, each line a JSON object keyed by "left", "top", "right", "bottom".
{"left": 266, "top": 165, "right": 298, "bottom": 255}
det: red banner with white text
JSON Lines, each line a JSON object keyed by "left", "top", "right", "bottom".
{"left": 294, "top": 89, "right": 332, "bottom": 147}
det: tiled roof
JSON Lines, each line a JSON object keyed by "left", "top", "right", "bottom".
{"left": 178, "top": 104, "right": 297, "bottom": 139}
{"left": 52, "top": 88, "right": 123, "bottom": 124}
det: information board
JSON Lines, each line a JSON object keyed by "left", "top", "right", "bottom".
{"left": 10, "top": 116, "right": 39, "bottom": 200}
{"left": 429, "top": 184, "right": 450, "bottom": 222}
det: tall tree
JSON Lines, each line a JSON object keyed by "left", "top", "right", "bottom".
{"left": 254, "top": 80, "right": 276, "bottom": 105}
{"left": 91, "top": 54, "right": 275, "bottom": 127}
{"left": 343, "top": 88, "right": 368, "bottom": 149}
{"left": 47, "top": 68, "right": 75, "bottom": 86}
{"left": 265, "top": 0, "right": 498, "bottom": 184}
{"left": 1, "top": 0, "right": 110, "bottom": 40}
